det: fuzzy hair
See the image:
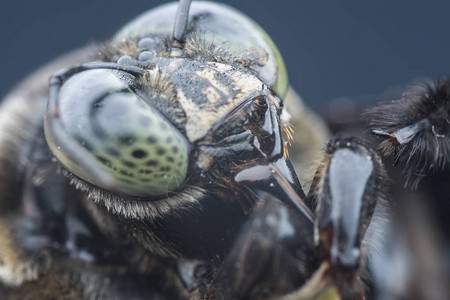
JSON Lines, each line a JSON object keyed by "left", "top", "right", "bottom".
{"left": 62, "top": 169, "right": 205, "bottom": 220}
{"left": 365, "top": 79, "right": 450, "bottom": 188}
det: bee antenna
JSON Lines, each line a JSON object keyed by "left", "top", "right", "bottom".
{"left": 173, "top": 0, "right": 192, "bottom": 43}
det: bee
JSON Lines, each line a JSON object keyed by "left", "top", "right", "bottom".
{"left": 0, "top": 1, "right": 428, "bottom": 299}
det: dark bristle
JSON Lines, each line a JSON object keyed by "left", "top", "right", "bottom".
{"left": 364, "top": 78, "right": 450, "bottom": 188}
{"left": 183, "top": 32, "right": 235, "bottom": 65}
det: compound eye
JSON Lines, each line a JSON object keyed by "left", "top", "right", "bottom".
{"left": 45, "top": 69, "right": 189, "bottom": 197}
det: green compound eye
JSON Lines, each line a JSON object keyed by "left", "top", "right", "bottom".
{"left": 45, "top": 69, "right": 189, "bottom": 197}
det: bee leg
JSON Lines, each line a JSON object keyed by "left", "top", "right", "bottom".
{"left": 210, "top": 197, "right": 319, "bottom": 299}
{"left": 307, "top": 137, "right": 388, "bottom": 299}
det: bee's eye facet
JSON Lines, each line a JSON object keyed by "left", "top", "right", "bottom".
{"left": 45, "top": 69, "right": 189, "bottom": 197}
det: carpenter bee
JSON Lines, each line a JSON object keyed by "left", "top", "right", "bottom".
{"left": 0, "top": 1, "right": 409, "bottom": 300}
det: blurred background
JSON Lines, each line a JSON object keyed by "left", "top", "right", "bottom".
{"left": 1, "top": 0, "right": 449, "bottom": 112}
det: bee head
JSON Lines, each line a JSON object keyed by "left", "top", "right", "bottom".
{"left": 43, "top": 1, "right": 298, "bottom": 222}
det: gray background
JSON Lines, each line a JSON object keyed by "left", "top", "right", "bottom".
{"left": 1, "top": 1, "right": 449, "bottom": 112}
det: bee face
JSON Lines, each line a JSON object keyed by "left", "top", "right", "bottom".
{"left": 0, "top": 6, "right": 304, "bottom": 297}
{"left": 43, "top": 1, "right": 290, "bottom": 207}
{"left": 12, "top": 2, "right": 314, "bottom": 275}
